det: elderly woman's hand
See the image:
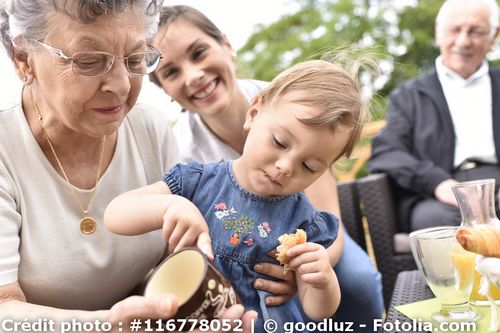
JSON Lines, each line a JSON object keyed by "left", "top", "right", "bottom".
{"left": 107, "top": 294, "right": 178, "bottom": 332}
{"left": 107, "top": 294, "right": 256, "bottom": 333}
{"left": 253, "top": 258, "right": 297, "bottom": 306}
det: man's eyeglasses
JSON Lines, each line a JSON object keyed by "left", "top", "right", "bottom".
{"left": 443, "top": 26, "right": 491, "bottom": 39}
{"left": 31, "top": 40, "right": 163, "bottom": 77}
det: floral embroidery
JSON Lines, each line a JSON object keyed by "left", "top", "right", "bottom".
{"left": 215, "top": 210, "right": 230, "bottom": 220}
{"left": 212, "top": 203, "right": 272, "bottom": 246}
{"left": 223, "top": 215, "right": 254, "bottom": 237}
{"left": 214, "top": 202, "right": 237, "bottom": 220}
{"left": 257, "top": 222, "right": 272, "bottom": 238}
{"left": 230, "top": 234, "right": 240, "bottom": 245}
{"left": 214, "top": 202, "right": 227, "bottom": 210}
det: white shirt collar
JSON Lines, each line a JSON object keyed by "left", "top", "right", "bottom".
{"left": 435, "top": 56, "right": 495, "bottom": 166}
{"left": 435, "top": 55, "right": 489, "bottom": 85}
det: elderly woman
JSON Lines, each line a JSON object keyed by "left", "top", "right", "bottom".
{"left": 0, "top": 0, "right": 254, "bottom": 330}
{"left": 149, "top": 5, "right": 383, "bottom": 329}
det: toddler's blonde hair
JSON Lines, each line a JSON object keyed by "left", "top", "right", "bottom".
{"left": 259, "top": 59, "right": 367, "bottom": 161}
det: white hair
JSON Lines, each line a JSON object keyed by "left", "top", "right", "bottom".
{"left": 436, "top": 0, "right": 499, "bottom": 37}
{"left": 1, "top": 0, "right": 163, "bottom": 59}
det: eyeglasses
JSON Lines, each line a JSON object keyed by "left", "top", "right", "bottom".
{"left": 31, "top": 40, "right": 163, "bottom": 77}
{"left": 442, "top": 26, "right": 491, "bottom": 39}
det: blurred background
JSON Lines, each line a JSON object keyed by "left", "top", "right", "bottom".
{"left": 231, "top": 0, "right": 500, "bottom": 179}
{"left": 1, "top": 0, "right": 499, "bottom": 178}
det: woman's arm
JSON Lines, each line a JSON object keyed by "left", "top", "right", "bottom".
{"left": 0, "top": 283, "right": 255, "bottom": 333}
{"left": 303, "top": 168, "right": 344, "bottom": 266}
{"left": 0, "top": 282, "right": 173, "bottom": 326}
{"left": 104, "top": 181, "right": 212, "bottom": 256}
{"left": 0, "top": 282, "right": 144, "bottom": 333}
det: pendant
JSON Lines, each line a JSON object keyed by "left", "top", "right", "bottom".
{"left": 80, "top": 216, "right": 97, "bottom": 235}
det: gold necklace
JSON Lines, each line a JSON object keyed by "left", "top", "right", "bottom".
{"left": 31, "top": 91, "right": 106, "bottom": 235}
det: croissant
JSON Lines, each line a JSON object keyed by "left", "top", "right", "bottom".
{"left": 276, "top": 229, "right": 307, "bottom": 272}
{"left": 456, "top": 226, "right": 500, "bottom": 258}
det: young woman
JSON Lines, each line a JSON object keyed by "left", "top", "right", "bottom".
{"left": 107, "top": 59, "right": 368, "bottom": 328}
{"left": 149, "top": 5, "right": 384, "bottom": 329}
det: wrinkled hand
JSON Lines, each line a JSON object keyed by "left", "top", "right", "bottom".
{"left": 108, "top": 295, "right": 257, "bottom": 333}
{"left": 287, "top": 243, "right": 334, "bottom": 289}
{"left": 162, "top": 195, "right": 213, "bottom": 259}
{"left": 253, "top": 256, "right": 296, "bottom": 306}
{"left": 108, "top": 294, "right": 178, "bottom": 332}
{"left": 434, "top": 179, "right": 459, "bottom": 206}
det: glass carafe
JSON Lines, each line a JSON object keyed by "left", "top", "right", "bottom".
{"left": 452, "top": 178, "right": 500, "bottom": 305}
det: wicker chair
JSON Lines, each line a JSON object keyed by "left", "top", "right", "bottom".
{"left": 356, "top": 173, "right": 416, "bottom": 308}
{"left": 337, "top": 179, "right": 366, "bottom": 250}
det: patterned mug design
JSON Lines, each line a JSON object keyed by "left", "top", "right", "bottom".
{"left": 144, "top": 247, "right": 239, "bottom": 321}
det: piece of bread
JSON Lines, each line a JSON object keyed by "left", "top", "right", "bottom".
{"left": 276, "top": 229, "right": 307, "bottom": 272}
{"left": 456, "top": 226, "right": 500, "bottom": 258}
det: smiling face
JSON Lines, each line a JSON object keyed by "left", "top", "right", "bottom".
{"left": 28, "top": 10, "right": 146, "bottom": 137}
{"left": 151, "top": 19, "right": 239, "bottom": 117}
{"left": 435, "top": 1, "right": 498, "bottom": 79}
{"left": 233, "top": 97, "right": 352, "bottom": 197}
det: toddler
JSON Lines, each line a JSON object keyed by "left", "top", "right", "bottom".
{"left": 105, "top": 59, "right": 366, "bottom": 329}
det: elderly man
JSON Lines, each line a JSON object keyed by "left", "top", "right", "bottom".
{"left": 368, "top": 0, "right": 500, "bottom": 232}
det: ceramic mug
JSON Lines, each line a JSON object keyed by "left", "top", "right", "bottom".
{"left": 144, "top": 247, "right": 239, "bottom": 320}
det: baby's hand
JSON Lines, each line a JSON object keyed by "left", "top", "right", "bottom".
{"left": 162, "top": 195, "right": 213, "bottom": 259}
{"left": 286, "top": 242, "right": 333, "bottom": 289}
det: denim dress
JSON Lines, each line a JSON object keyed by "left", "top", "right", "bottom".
{"left": 164, "top": 161, "right": 339, "bottom": 331}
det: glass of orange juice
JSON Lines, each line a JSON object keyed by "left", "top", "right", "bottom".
{"left": 470, "top": 270, "right": 500, "bottom": 305}
{"left": 410, "top": 226, "right": 480, "bottom": 323}
{"left": 452, "top": 179, "right": 500, "bottom": 305}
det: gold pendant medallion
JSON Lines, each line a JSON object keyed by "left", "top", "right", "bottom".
{"left": 32, "top": 91, "right": 104, "bottom": 238}
{"left": 80, "top": 217, "right": 97, "bottom": 235}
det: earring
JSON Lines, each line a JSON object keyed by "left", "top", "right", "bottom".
{"left": 23, "top": 75, "right": 28, "bottom": 82}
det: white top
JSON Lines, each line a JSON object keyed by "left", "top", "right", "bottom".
{"left": 436, "top": 56, "right": 496, "bottom": 167}
{"left": 173, "top": 79, "right": 268, "bottom": 163}
{"left": 0, "top": 102, "right": 180, "bottom": 310}
{"left": 137, "top": 76, "right": 180, "bottom": 123}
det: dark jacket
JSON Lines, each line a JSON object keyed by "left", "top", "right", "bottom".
{"left": 368, "top": 68, "right": 500, "bottom": 231}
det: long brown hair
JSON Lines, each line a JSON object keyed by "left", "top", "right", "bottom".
{"left": 149, "top": 5, "right": 224, "bottom": 86}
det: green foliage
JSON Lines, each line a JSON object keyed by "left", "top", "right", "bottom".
{"left": 237, "top": 0, "right": 500, "bottom": 116}
{"left": 379, "top": 0, "right": 442, "bottom": 96}
{"left": 237, "top": 0, "right": 500, "bottom": 179}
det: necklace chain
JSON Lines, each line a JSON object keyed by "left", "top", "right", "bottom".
{"left": 30, "top": 90, "right": 106, "bottom": 223}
